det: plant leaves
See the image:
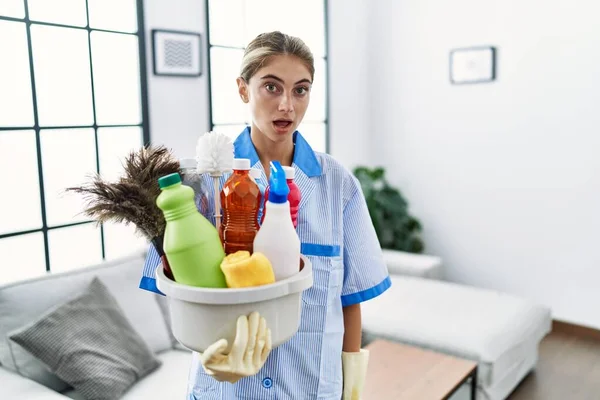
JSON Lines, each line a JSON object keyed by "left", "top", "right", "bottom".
{"left": 353, "top": 165, "right": 425, "bottom": 253}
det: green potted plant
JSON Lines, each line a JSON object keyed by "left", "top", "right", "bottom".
{"left": 353, "top": 166, "right": 424, "bottom": 253}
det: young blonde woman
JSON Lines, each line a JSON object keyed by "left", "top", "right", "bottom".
{"left": 141, "top": 31, "right": 391, "bottom": 399}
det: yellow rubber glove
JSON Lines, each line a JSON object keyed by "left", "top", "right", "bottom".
{"left": 200, "top": 311, "right": 272, "bottom": 384}
{"left": 342, "top": 349, "right": 369, "bottom": 400}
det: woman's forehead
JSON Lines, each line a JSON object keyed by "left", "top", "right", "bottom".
{"left": 253, "top": 55, "right": 312, "bottom": 83}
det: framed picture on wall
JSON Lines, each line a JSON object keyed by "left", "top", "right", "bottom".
{"left": 449, "top": 46, "right": 496, "bottom": 84}
{"left": 152, "top": 29, "right": 202, "bottom": 77}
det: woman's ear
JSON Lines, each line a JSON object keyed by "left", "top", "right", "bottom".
{"left": 237, "top": 77, "right": 249, "bottom": 103}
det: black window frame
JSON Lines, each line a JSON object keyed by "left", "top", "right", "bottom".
{"left": 0, "top": 0, "right": 151, "bottom": 274}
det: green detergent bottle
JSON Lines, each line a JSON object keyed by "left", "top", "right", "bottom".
{"left": 157, "top": 173, "right": 227, "bottom": 288}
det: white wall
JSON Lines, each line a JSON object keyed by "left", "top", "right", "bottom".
{"left": 369, "top": 0, "right": 600, "bottom": 328}
{"left": 327, "top": 0, "right": 373, "bottom": 170}
{"left": 142, "top": 0, "right": 210, "bottom": 159}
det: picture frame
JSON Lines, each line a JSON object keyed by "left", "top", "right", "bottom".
{"left": 152, "top": 29, "right": 202, "bottom": 77}
{"left": 449, "top": 46, "right": 496, "bottom": 84}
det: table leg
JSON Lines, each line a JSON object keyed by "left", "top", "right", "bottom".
{"left": 471, "top": 367, "right": 478, "bottom": 400}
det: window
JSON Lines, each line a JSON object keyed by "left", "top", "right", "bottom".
{"left": 0, "top": 0, "right": 150, "bottom": 285}
{"left": 205, "top": 0, "right": 329, "bottom": 152}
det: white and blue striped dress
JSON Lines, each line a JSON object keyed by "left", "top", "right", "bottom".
{"left": 140, "top": 127, "right": 391, "bottom": 399}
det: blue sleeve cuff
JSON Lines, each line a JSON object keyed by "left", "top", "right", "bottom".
{"left": 139, "top": 276, "right": 165, "bottom": 296}
{"left": 341, "top": 276, "right": 392, "bottom": 307}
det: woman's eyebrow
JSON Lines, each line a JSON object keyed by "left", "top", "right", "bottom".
{"left": 260, "top": 74, "right": 312, "bottom": 85}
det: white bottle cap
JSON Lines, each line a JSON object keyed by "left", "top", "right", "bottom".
{"left": 232, "top": 158, "right": 251, "bottom": 170}
{"left": 282, "top": 166, "right": 295, "bottom": 179}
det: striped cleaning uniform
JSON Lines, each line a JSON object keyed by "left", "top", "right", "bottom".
{"left": 140, "top": 127, "right": 391, "bottom": 399}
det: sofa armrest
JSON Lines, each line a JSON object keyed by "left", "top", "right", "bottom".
{"left": 381, "top": 249, "right": 443, "bottom": 279}
{"left": 0, "top": 367, "right": 68, "bottom": 399}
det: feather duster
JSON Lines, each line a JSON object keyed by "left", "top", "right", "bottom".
{"left": 66, "top": 145, "right": 180, "bottom": 256}
{"left": 67, "top": 175, "right": 164, "bottom": 240}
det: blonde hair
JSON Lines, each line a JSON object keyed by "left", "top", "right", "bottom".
{"left": 240, "top": 31, "right": 315, "bottom": 82}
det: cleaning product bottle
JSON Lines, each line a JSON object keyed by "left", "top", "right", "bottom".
{"left": 254, "top": 161, "right": 301, "bottom": 281}
{"left": 261, "top": 165, "right": 301, "bottom": 228}
{"left": 220, "top": 158, "right": 261, "bottom": 255}
{"left": 179, "top": 158, "right": 210, "bottom": 220}
{"left": 156, "top": 172, "right": 227, "bottom": 288}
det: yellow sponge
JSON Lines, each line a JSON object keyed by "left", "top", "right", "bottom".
{"left": 220, "top": 251, "right": 275, "bottom": 288}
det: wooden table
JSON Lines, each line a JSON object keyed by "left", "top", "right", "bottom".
{"left": 363, "top": 339, "right": 478, "bottom": 400}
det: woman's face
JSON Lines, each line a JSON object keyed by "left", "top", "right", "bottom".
{"left": 238, "top": 55, "right": 312, "bottom": 144}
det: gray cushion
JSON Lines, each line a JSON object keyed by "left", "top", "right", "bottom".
{"left": 9, "top": 277, "right": 161, "bottom": 400}
{"left": 0, "top": 253, "right": 172, "bottom": 392}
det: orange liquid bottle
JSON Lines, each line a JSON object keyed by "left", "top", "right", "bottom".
{"left": 220, "top": 158, "right": 261, "bottom": 254}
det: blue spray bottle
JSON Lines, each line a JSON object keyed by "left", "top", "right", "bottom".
{"left": 253, "top": 161, "right": 301, "bottom": 281}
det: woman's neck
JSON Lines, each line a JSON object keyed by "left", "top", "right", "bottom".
{"left": 250, "top": 124, "right": 294, "bottom": 177}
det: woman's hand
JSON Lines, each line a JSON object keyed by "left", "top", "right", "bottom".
{"left": 200, "top": 311, "right": 272, "bottom": 383}
{"left": 342, "top": 349, "right": 369, "bottom": 400}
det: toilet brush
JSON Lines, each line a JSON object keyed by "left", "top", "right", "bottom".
{"left": 195, "top": 131, "right": 234, "bottom": 233}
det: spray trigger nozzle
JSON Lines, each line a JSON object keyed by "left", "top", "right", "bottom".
{"left": 267, "top": 161, "right": 290, "bottom": 204}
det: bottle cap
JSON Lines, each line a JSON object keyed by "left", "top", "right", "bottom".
{"left": 158, "top": 172, "right": 182, "bottom": 189}
{"left": 232, "top": 158, "right": 251, "bottom": 170}
{"left": 268, "top": 161, "right": 290, "bottom": 204}
{"left": 282, "top": 166, "right": 295, "bottom": 180}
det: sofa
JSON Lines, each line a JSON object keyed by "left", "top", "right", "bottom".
{"left": 0, "top": 252, "right": 192, "bottom": 400}
{"left": 362, "top": 249, "right": 552, "bottom": 400}
{"left": 1, "top": 247, "right": 552, "bottom": 400}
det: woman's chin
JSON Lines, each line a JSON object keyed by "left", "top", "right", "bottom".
{"left": 267, "top": 128, "right": 294, "bottom": 142}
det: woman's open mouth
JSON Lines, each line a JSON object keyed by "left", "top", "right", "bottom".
{"left": 272, "top": 119, "right": 293, "bottom": 133}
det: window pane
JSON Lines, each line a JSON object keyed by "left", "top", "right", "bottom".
{"left": 40, "top": 128, "right": 96, "bottom": 227}
{"left": 91, "top": 31, "right": 142, "bottom": 125}
{"left": 31, "top": 25, "right": 94, "bottom": 127}
{"left": 0, "top": 0, "right": 24, "bottom": 19}
{"left": 48, "top": 223, "right": 102, "bottom": 273}
{"left": 0, "top": 130, "right": 42, "bottom": 235}
{"left": 245, "top": 0, "right": 326, "bottom": 58}
{"left": 88, "top": 0, "right": 137, "bottom": 33}
{"left": 103, "top": 222, "right": 146, "bottom": 261}
{"left": 28, "top": 0, "right": 87, "bottom": 27}
{"left": 298, "top": 122, "right": 326, "bottom": 153}
{"left": 0, "top": 233, "right": 47, "bottom": 285}
{"left": 0, "top": 21, "right": 34, "bottom": 127}
{"left": 213, "top": 124, "right": 248, "bottom": 142}
{"left": 208, "top": 0, "right": 245, "bottom": 48}
{"left": 304, "top": 57, "right": 326, "bottom": 123}
{"left": 98, "top": 126, "right": 142, "bottom": 181}
{"left": 210, "top": 47, "right": 247, "bottom": 125}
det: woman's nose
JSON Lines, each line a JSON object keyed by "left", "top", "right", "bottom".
{"left": 278, "top": 94, "right": 294, "bottom": 112}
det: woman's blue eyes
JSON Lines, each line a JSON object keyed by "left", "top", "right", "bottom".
{"left": 264, "top": 84, "right": 309, "bottom": 95}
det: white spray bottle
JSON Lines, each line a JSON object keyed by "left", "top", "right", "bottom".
{"left": 253, "top": 161, "right": 301, "bottom": 281}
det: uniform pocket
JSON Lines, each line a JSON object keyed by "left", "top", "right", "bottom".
{"left": 302, "top": 256, "right": 344, "bottom": 306}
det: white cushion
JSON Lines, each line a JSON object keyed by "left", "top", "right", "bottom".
{"left": 63, "top": 349, "right": 193, "bottom": 400}
{"left": 1, "top": 366, "right": 68, "bottom": 399}
{"left": 381, "top": 249, "right": 443, "bottom": 279}
{"left": 0, "top": 253, "right": 172, "bottom": 392}
{"left": 361, "top": 275, "right": 551, "bottom": 390}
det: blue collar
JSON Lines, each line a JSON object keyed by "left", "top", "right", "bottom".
{"left": 233, "top": 126, "right": 322, "bottom": 177}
